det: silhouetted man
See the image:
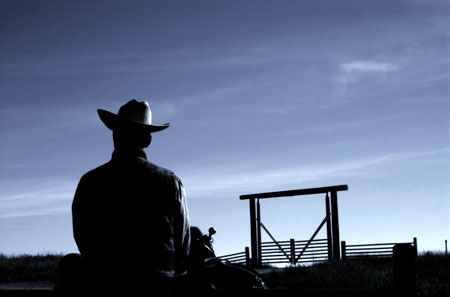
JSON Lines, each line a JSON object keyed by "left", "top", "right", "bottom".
{"left": 61, "top": 100, "right": 190, "bottom": 292}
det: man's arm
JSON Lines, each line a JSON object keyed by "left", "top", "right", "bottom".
{"left": 173, "top": 177, "right": 190, "bottom": 275}
{"left": 72, "top": 175, "right": 93, "bottom": 257}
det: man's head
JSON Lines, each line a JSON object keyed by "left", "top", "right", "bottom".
{"left": 97, "top": 99, "right": 170, "bottom": 149}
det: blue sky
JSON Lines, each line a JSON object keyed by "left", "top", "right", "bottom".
{"left": 0, "top": 0, "right": 449, "bottom": 257}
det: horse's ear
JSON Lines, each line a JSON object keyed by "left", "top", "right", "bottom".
{"left": 208, "top": 227, "right": 217, "bottom": 236}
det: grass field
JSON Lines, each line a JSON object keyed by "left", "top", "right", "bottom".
{"left": 0, "top": 253, "right": 61, "bottom": 284}
{"left": 0, "top": 251, "right": 448, "bottom": 296}
{"left": 263, "top": 252, "right": 449, "bottom": 297}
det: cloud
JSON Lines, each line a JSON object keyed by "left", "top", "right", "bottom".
{"left": 340, "top": 61, "right": 399, "bottom": 73}
{"left": 183, "top": 147, "right": 450, "bottom": 200}
{"left": 0, "top": 178, "right": 76, "bottom": 218}
{"left": 335, "top": 60, "right": 400, "bottom": 96}
{"left": 183, "top": 153, "right": 397, "bottom": 199}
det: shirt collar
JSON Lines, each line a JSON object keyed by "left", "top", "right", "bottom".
{"left": 111, "top": 147, "right": 147, "bottom": 162}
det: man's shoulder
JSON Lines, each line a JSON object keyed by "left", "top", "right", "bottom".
{"left": 79, "top": 160, "right": 182, "bottom": 185}
{"left": 144, "top": 161, "right": 181, "bottom": 182}
{"left": 79, "top": 162, "right": 111, "bottom": 181}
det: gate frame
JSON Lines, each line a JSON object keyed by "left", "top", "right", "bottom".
{"left": 240, "top": 184, "right": 348, "bottom": 268}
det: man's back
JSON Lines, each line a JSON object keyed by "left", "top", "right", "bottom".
{"left": 72, "top": 148, "right": 190, "bottom": 281}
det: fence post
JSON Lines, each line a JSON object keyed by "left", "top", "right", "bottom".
{"left": 257, "top": 199, "right": 262, "bottom": 266}
{"left": 325, "top": 193, "right": 333, "bottom": 261}
{"left": 330, "top": 191, "right": 341, "bottom": 260}
{"left": 245, "top": 247, "right": 250, "bottom": 267}
{"left": 393, "top": 243, "right": 416, "bottom": 294}
{"left": 249, "top": 198, "right": 258, "bottom": 268}
{"left": 290, "top": 238, "right": 295, "bottom": 265}
{"left": 413, "top": 237, "right": 418, "bottom": 257}
{"left": 341, "top": 241, "right": 346, "bottom": 260}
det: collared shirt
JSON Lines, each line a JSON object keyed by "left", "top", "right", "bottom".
{"left": 72, "top": 147, "right": 190, "bottom": 278}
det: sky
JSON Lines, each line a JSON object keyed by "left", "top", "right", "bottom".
{"left": 0, "top": 0, "right": 449, "bottom": 259}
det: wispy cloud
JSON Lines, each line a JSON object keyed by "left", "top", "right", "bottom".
{"left": 2, "top": 147, "right": 446, "bottom": 218}
{"left": 184, "top": 154, "right": 395, "bottom": 198}
{"left": 340, "top": 61, "right": 399, "bottom": 73}
{"left": 0, "top": 178, "right": 76, "bottom": 218}
{"left": 183, "top": 147, "right": 450, "bottom": 199}
{"left": 337, "top": 61, "right": 399, "bottom": 85}
{"left": 335, "top": 60, "right": 400, "bottom": 96}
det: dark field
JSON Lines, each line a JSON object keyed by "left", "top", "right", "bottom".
{"left": 0, "top": 252, "right": 448, "bottom": 296}
{"left": 0, "top": 254, "right": 61, "bottom": 284}
{"left": 263, "top": 252, "right": 449, "bottom": 296}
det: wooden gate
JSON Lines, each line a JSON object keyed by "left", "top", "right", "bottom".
{"left": 240, "top": 185, "right": 348, "bottom": 267}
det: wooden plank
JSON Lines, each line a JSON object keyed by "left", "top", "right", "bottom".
{"left": 261, "top": 238, "right": 328, "bottom": 245}
{"left": 326, "top": 193, "right": 333, "bottom": 260}
{"left": 249, "top": 198, "right": 258, "bottom": 268}
{"left": 240, "top": 185, "right": 348, "bottom": 200}
{"left": 331, "top": 191, "right": 341, "bottom": 260}
{"left": 346, "top": 242, "right": 411, "bottom": 247}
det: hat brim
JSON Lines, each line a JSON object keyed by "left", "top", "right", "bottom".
{"left": 97, "top": 109, "right": 170, "bottom": 133}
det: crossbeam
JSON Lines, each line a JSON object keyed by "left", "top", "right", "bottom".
{"left": 240, "top": 185, "right": 348, "bottom": 200}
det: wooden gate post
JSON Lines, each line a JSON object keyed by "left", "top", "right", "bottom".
{"left": 330, "top": 191, "right": 341, "bottom": 260}
{"left": 325, "top": 193, "right": 333, "bottom": 260}
{"left": 249, "top": 198, "right": 259, "bottom": 268}
{"left": 257, "top": 199, "right": 262, "bottom": 266}
{"left": 413, "top": 237, "right": 418, "bottom": 257}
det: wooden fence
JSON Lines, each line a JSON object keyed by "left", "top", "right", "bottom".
{"left": 218, "top": 249, "right": 249, "bottom": 266}
{"left": 219, "top": 237, "right": 418, "bottom": 266}
{"left": 342, "top": 238, "right": 417, "bottom": 259}
{"left": 219, "top": 238, "right": 329, "bottom": 266}
{"left": 261, "top": 239, "right": 329, "bottom": 265}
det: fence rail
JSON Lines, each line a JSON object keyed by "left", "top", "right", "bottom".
{"left": 219, "top": 238, "right": 329, "bottom": 266}
{"left": 218, "top": 249, "right": 249, "bottom": 265}
{"left": 219, "top": 237, "right": 418, "bottom": 266}
{"left": 341, "top": 238, "right": 417, "bottom": 259}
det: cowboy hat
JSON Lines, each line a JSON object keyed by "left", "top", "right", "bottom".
{"left": 97, "top": 99, "right": 170, "bottom": 133}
